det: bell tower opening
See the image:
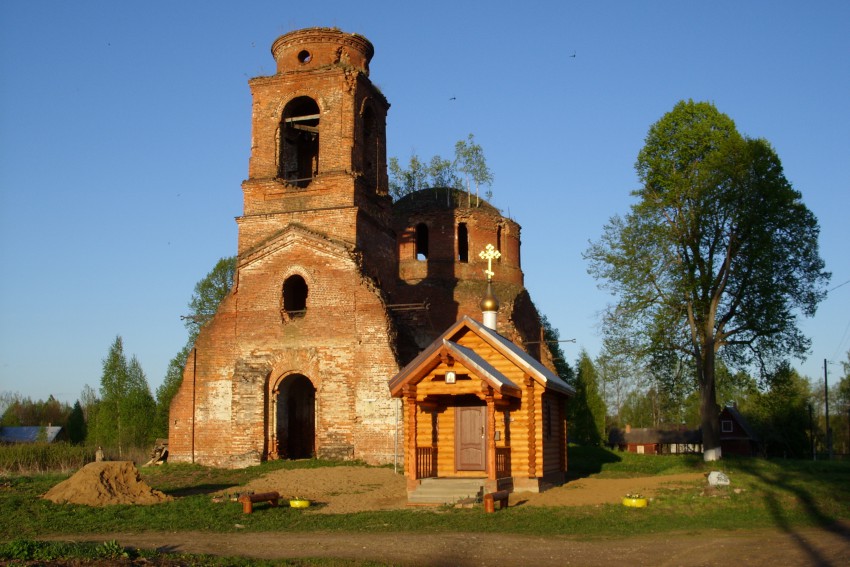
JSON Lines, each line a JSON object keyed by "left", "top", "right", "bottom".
{"left": 279, "top": 97, "right": 320, "bottom": 187}
{"left": 458, "top": 222, "right": 469, "bottom": 263}
{"left": 415, "top": 223, "right": 429, "bottom": 261}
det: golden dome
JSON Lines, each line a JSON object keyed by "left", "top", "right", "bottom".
{"left": 479, "top": 281, "right": 500, "bottom": 312}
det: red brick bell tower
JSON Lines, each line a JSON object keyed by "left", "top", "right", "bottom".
{"left": 239, "top": 27, "right": 395, "bottom": 287}
{"left": 168, "top": 28, "right": 402, "bottom": 468}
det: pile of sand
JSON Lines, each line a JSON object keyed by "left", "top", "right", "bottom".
{"left": 42, "top": 461, "right": 172, "bottom": 506}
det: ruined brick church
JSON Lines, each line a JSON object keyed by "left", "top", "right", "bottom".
{"left": 168, "top": 28, "right": 561, "bottom": 468}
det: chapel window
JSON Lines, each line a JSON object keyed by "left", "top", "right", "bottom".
{"left": 280, "top": 97, "right": 320, "bottom": 187}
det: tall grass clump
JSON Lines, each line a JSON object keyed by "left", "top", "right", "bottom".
{"left": 0, "top": 443, "right": 95, "bottom": 474}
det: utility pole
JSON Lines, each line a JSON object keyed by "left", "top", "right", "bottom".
{"left": 824, "top": 359, "right": 833, "bottom": 460}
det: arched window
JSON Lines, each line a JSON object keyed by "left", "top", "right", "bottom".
{"left": 457, "top": 222, "right": 469, "bottom": 263}
{"left": 362, "top": 105, "right": 378, "bottom": 192}
{"left": 280, "top": 97, "right": 320, "bottom": 187}
{"left": 282, "top": 275, "right": 308, "bottom": 319}
{"left": 496, "top": 225, "right": 503, "bottom": 263}
{"left": 415, "top": 223, "right": 429, "bottom": 261}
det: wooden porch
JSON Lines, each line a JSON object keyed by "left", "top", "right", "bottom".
{"left": 415, "top": 446, "right": 511, "bottom": 480}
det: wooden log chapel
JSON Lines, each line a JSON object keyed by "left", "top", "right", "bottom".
{"left": 389, "top": 309, "right": 574, "bottom": 498}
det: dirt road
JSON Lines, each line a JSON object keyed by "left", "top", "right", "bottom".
{"left": 57, "top": 524, "right": 850, "bottom": 566}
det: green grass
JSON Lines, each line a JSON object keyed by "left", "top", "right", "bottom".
{"left": 0, "top": 538, "right": 385, "bottom": 566}
{"left": 1, "top": 447, "right": 848, "bottom": 562}
{"left": 0, "top": 442, "right": 96, "bottom": 474}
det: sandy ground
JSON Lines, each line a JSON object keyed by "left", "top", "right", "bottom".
{"left": 223, "top": 465, "right": 706, "bottom": 512}
{"left": 41, "top": 466, "right": 850, "bottom": 565}
{"left": 222, "top": 465, "right": 409, "bottom": 513}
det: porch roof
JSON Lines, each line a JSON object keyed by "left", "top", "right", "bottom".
{"left": 388, "top": 316, "right": 574, "bottom": 398}
{"left": 469, "top": 317, "right": 574, "bottom": 397}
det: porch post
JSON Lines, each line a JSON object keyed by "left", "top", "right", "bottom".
{"left": 525, "top": 376, "right": 536, "bottom": 478}
{"left": 403, "top": 385, "right": 418, "bottom": 489}
{"left": 484, "top": 387, "right": 498, "bottom": 493}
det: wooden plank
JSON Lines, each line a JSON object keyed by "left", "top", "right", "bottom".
{"left": 284, "top": 114, "right": 320, "bottom": 122}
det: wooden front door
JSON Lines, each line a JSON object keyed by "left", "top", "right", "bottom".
{"left": 456, "top": 406, "right": 486, "bottom": 471}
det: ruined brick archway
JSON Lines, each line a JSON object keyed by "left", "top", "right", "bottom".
{"left": 271, "top": 374, "right": 316, "bottom": 459}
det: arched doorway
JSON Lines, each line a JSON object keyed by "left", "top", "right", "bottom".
{"left": 275, "top": 374, "right": 316, "bottom": 459}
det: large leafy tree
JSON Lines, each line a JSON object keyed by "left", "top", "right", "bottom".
{"left": 586, "top": 100, "right": 830, "bottom": 460}
{"left": 154, "top": 256, "right": 236, "bottom": 437}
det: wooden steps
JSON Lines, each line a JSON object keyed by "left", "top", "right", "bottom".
{"left": 407, "top": 478, "right": 484, "bottom": 505}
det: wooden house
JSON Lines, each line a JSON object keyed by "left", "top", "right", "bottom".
{"left": 608, "top": 425, "right": 702, "bottom": 455}
{"left": 719, "top": 405, "right": 759, "bottom": 457}
{"left": 389, "top": 315, "right": 574, "bottom": 500}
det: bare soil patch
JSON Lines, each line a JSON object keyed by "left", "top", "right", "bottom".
{"left": 511, "top": 472, "right": 705, "bottom": 507}
{"left": 219, "top": 465, "right": 409, "bottom": 513}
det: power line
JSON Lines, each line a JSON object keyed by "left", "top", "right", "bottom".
{"left": 828, "top": 278, "right": 850, "bottom": 293}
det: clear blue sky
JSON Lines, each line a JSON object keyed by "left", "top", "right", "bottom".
{"left": 1, "top": 1, "right": 848, "bottom": 405}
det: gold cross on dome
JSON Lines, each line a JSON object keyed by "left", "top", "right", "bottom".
{"left": 479, "top": 243, "right": 501, "bottom": 280}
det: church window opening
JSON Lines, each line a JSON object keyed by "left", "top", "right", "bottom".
{"left": 457, "top": 222, "right": 469, "bottom": 263}
{"left": 496, "top": 225, "right": 503, "bottom": 262}
{"left": 280, "top": 97, "right": 320, "bottom": 187}
{"left": 282, "top": 275, "right": 308, "bottom": 319}
{"left": 415, "top": 223, "right": 429, "bottom": 261}
{"left": 297, "top": 50, "right": 312, "bottom": 64}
